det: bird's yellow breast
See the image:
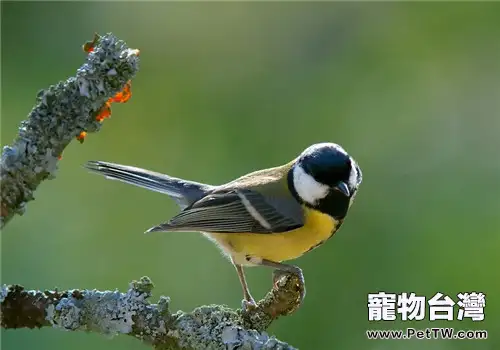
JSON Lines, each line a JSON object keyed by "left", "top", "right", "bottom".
{"left": 206, "top": 208, "right": 340, "bottom": 266}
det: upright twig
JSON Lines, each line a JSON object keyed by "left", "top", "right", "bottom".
{"left": 0, "top": 33, "right": 140, "bottom": 228}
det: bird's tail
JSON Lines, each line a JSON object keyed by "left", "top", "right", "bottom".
{"left": 84, "top": 160, "right": 213, "bottom": 209}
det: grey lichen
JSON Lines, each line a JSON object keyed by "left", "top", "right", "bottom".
{"left": 51, "top": 277, "right": 155, "bottom": 336}
{"left": 173, "top": 305, "right": 242, "bottom": 349}
{"left": 54, "top": 296, "right": 83, "bottom": 330}
{"left": 0, "top": 33, "right": 140, "bottom": 228}
{"left": 0, "top": 285, "right": 8, "bottom": 304}
{"left": 45, "top": 304, "right": 56, "bottom": 325}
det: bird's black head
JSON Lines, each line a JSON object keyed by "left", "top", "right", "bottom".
{"left": 287, "top": 143, "right": 362, "bottom": 219}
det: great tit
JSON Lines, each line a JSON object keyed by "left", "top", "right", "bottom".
{"left": 84, "top": 142, "right": 362, "bottom": 307}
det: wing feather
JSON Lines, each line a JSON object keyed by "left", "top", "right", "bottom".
{"left": 147, "top": 188, "right": 304, "bottom": 233}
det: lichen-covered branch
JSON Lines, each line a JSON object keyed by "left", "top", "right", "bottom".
{"left": 0, "top": 33, "right": 140, "bottom": 228}
{"left": 0, "top": 276, "right": 300, "bottom": 350}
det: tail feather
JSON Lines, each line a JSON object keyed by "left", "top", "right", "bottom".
{"left": 84, "top": 160, "right": 212, "bottom": 209}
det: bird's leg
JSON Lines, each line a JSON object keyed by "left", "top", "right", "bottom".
{"left": 260, "top": 259, "right": 306, "bottom": 304}
{"left": 233, "top": 263, "right": 257, "bottom": 310}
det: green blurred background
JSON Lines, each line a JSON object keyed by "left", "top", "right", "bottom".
{"left": 2, "top": 2, "right": 499, "bottom": 350}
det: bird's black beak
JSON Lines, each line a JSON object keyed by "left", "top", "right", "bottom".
{"left": 334, "top": 181, "right": 350, "bottom": 197}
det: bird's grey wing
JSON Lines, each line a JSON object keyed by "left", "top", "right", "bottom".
{"left": 146, "top": 188, "right": 304, "bottom": 233}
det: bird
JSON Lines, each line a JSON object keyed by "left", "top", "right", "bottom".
{"left": 84, "top": 142, "right": 362, "bottom": 308}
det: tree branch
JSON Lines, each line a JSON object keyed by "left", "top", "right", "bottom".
{"left": 1, "top": 276, "right": 301, "bottom": 349}
{"left": 0, "top": 33, "right": 140, "bottom": 228}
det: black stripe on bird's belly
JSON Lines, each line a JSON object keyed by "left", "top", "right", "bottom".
{"left": 304, "top": 219, "right": 344, "bottom": 253}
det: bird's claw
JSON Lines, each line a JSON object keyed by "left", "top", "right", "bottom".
{"left": 241, "top": 298, "right": 258, "bottom": 311}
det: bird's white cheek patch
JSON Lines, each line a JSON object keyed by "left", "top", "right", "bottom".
{"left": 348, "top": 158, "right": 358, "bottom": 189}
{"left": 293, "top": 165, "right": 329, "bottom": 205}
